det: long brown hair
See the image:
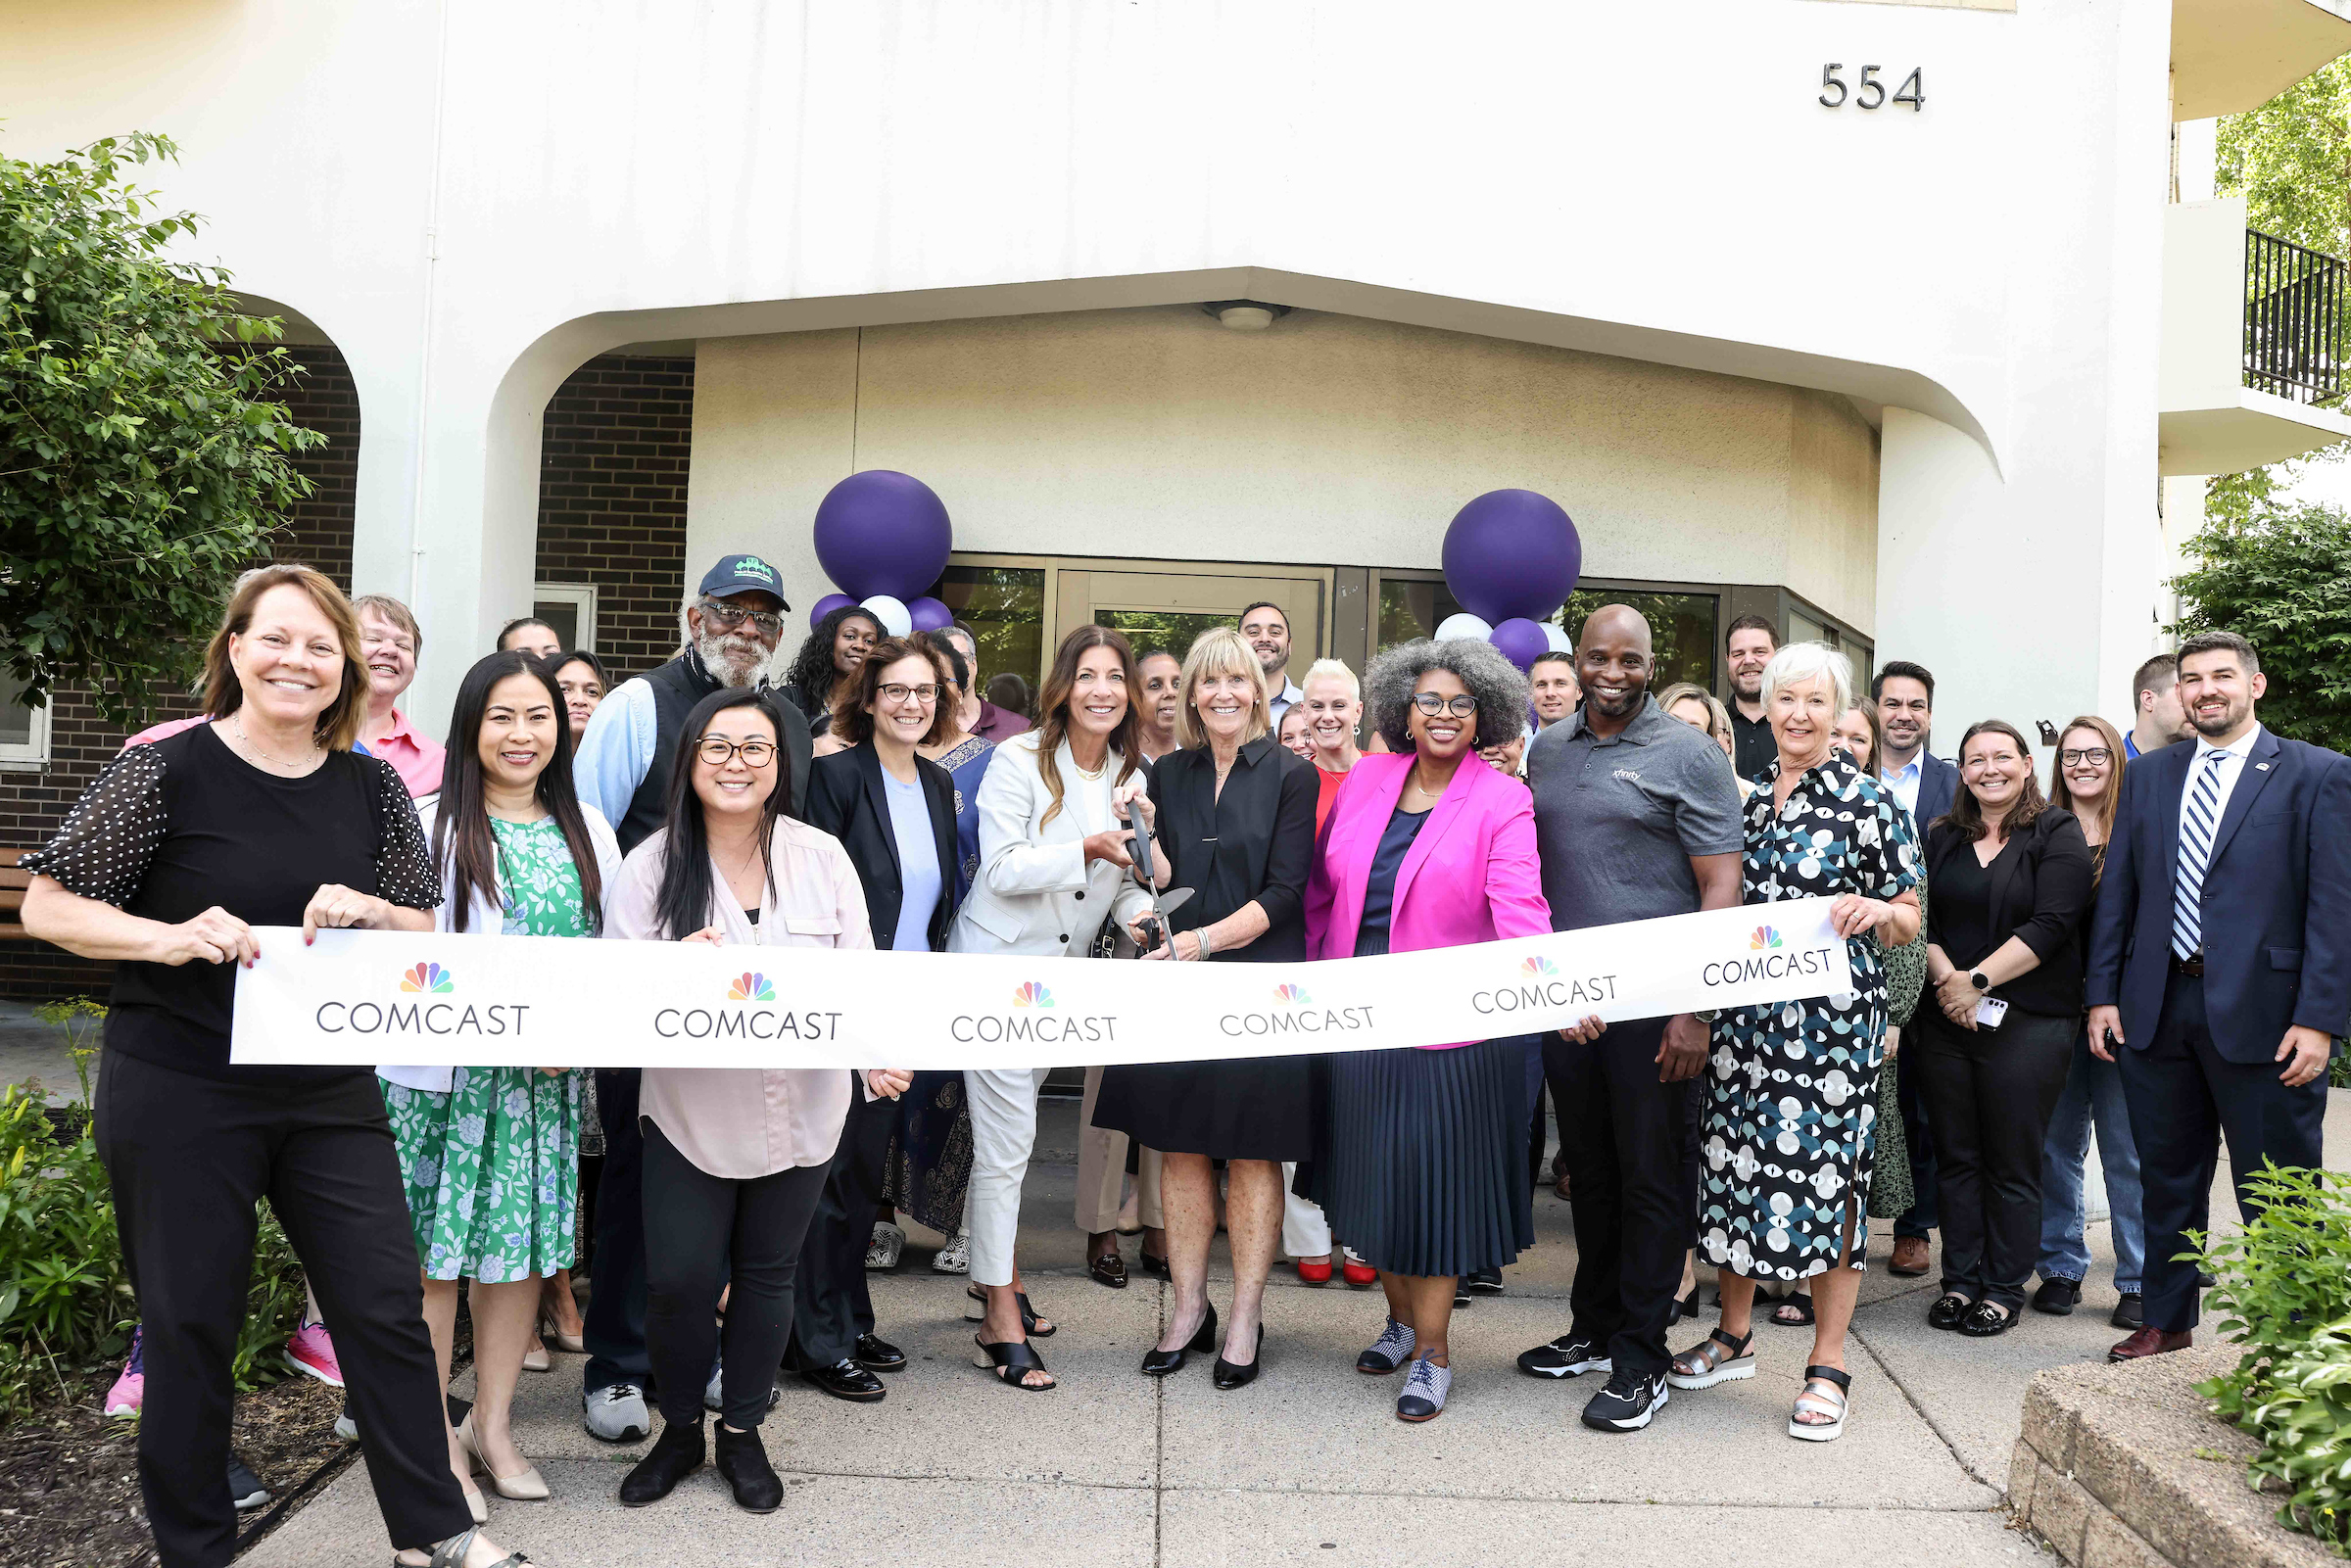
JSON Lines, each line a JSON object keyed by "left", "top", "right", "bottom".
{"left": 434, "top": 651, "right": 606, "bottom": 933}
{"left": 202, "top": 564, "right": 370, "bottom": 750}
{"left": 2047, "top": 714, "right": 2125, "bottom": 849}
{"left": 1034, "top": 624, "right": 1141, "bottom": 825}
{"left": 1943, "top": 718, "right": 2049, "bottom": 841}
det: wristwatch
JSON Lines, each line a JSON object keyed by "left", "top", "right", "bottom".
{"left": 1968, "top": 970, "right": 1991, "bottom": 993}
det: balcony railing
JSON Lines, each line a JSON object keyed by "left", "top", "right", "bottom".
{"left": 2244, "top": 228, "right": 2346, "bottom": 405}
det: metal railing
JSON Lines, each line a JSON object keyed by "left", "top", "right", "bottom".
{"left": 2244, "top": 227, "right": 2347, "bottom": 404}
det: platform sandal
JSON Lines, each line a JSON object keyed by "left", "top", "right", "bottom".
{"left": 1789, "top": 1363, "right": 1850, "bottom": 1442}
{"left": 966, "top": 1284, "right": 1057, "bottom": 1337}
{"left": 973, "top": 1335, "right": 1057, "bottom": 1391}
{"left": 1666, "top": 1326, "right": 1756, "bottom": 1390}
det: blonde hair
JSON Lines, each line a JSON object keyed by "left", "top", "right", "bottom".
{"left": 1654, "top": 681, "right": 1732, "bottom": 746}
{"left": 1301, "top": 657, "right": 1360, "bottom": 700}
{"left": 1175, "top": 627, "right": 1272, "bottom": 750}
{"left": 202, "top": 564, "right": 369, "bottom": 751}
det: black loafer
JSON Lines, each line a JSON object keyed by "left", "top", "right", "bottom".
{"left": 618, "top": 1419, "right": 704, "bottom": 1506}
{"left": 1463, "top": 1268, "right": 1504, "bottom": 1295}
{"left": 854, "top": 1334, "right": 906, "bottom": 1373}
{"left": 2032, "top": 1277, "right": 2081, "bottom": 1316}
{"left": 2110, "top": 1292, "right": 2144, "bottom": 1330}
{"left": 1959, "top": 1301, "right": 2014, "bottom": 1338}
{"left": 712, "top": 1424, "right": 783, "bottom": 1513}
{"left": 802, "top": 1358, "right": 887, "bottom": 1402}
{"left": 1927, "top": 1294, "right": 1971, "bottom": 1331}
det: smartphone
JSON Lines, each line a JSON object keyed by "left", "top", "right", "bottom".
{"left": 1973, "top": 996, "right": 2009, "bottom": 1029}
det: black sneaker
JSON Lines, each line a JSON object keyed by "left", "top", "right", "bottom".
{"left": 1463, "top": 1268, "right": 1504, "bottom": 1296}
{"left": 1581, "top": 1368, "right": 1670, "bottom": 1433}
{"left": 226, "top": 1453, "right": 270, "bottom": 1512}
{"left": 1516, "top": 1332, "right": 1611, "bottom": 1379}
{"left": 2032, "top": 1277, "right": 2082, "bottom": 1315}
{"left": 2110, "top": 1292, "right": 2144, "bottom": 1330}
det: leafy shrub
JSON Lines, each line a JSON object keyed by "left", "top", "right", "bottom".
{"left": 2198, "top": 1164, "right": 2351, "bottom": 1555}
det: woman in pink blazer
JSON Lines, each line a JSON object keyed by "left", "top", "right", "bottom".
{"left": 1305, "top": 638, "right": 1551, "bottom": 1424}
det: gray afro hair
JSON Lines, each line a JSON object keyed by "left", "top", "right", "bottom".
{"left": 1363, "top": 637, "right": 1531, "bottom": 753}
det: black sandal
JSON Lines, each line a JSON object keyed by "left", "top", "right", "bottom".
{"left": 967, "top": 1284, "right": 1058, "bottom": 1337}
{"left": 971, "top": 1335, "right": 1056, "bottom": 1391}
{"left": 1770, "top": 1291, "right": 1816, "bottom": 1326}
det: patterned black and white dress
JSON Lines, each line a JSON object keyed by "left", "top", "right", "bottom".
{"left": 1698, "top": 751, "right": 1921, "bottom": 1282}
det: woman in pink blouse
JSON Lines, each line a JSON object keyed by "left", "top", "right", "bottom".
{"left": 603, "top": 689, "right": 909, "bottom": 1514}
{"left": 1304, "top": 638, "right": 1551, "bottom": 1424}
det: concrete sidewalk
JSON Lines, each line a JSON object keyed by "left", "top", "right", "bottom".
{"left": 239, "top": 1090, "right": 2351, "bottom": 1568}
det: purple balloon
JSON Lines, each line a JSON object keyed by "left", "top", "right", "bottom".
{"left": 1488, "top": 617, "right": 1549, "bottom": 672}
{"left": 812, "top": 470, "right": 953, "bottom": 601}
{"left": 809, "top": 592, "right": 856, "bottom": 630}
{"left": 1441, "top": 489, "right": 1582, "bottom": 625}
{"left": 906, "top": 595, "right": 954, "bottom": 634}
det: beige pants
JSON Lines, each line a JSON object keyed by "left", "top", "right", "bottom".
{"left": 1076, "top": 1065, "right": 1163, "bottom": 1233}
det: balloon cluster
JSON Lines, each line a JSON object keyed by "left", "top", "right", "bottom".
{"left": 1429, "top": 489, "right": 1583, "bottom": 670}
{"left": 806, "top": 470, "right": 957, "bottom": 637}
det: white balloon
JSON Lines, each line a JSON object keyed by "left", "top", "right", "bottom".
{"left": 859, "top": 594, "right": 913, "bottom": 638}
{"left": 1542, "top": 621, "right": 1573, "bottom": 653}
{"left": 1433, "top": 612, "right": 1494, "bottom": 643}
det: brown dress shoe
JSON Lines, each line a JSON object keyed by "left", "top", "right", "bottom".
{"left": 1889, "top": 1237, "right": 1930, "bottom": 1276}
{"left": 2107, "top": 1326, "right": 2192, "bottom": 1363}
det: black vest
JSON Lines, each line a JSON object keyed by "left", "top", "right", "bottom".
{"left": 614, "top": 648, "right": 813, "bottom": 854}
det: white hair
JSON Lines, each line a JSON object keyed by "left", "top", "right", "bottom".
{"left": 1301, "top": 657, "right": 1360, "bottom": 700}
{"left": 1760, "top": 641, "right": 1852, "bottom": 718}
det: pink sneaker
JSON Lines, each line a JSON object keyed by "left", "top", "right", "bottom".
{"left": 285, "top": 1321, "right": 343, "bottom": 1387}
{"left": 104, "top": 1327, "right": 144, "bottom": 1417}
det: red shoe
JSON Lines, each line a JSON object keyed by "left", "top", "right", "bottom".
{"left": 2107, "top": 1326, "right": 2192, "bottom": 1363}
{"left": 1296, "top": 1257, "right": 1333, "bottom": 1285}
{"left": 1341, "top": 1249, "right": 1377, "bottom": 1287}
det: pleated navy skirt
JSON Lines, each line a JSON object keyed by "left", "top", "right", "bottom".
{"left": 1310, "top": 1038, "right": 1535, "bottom": 1278}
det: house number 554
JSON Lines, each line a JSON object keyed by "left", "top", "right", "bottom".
{"left": 1819, "top": 64, "right": 1924, "bottom": 111}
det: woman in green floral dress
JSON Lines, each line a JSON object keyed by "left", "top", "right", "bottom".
{"left": 379, "top": 651, "right": 621, "bottom": 1513}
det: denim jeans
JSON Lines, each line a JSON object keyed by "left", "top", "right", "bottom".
{"left": 2036, "top": 1024, "right": 2144, "bottom": 1293}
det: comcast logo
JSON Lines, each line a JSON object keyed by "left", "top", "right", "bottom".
{"left": 400, "top": 962, "right": 454, "bottom": 994}
{"left": 1273, "top": 983, "right": 1312, "bottom": 1005}
{"left": 728, "top": 973, "right": 775, "bottom": 1002}
{"left": 1012, "top": 981, "right": 1055, "bottom": 1009}
{"left": 1750, "top": 926, "right": 1784, "bottom": 951}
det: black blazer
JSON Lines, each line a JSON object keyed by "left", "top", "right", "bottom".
{"left": 1924, "top": 806, "right": 2095, "bottom": 1018}
{"left": 801, "top": 745, "right": 961, "bottom": 952}
{"left": 2086, "top": 727, "right": 2351, "bottom": 1064}
{"left": 1145, "top": 736, "right": 1318, "bottom": 962}
{"left": 1915, "top": 752, "right": 1959, "bottom": 833}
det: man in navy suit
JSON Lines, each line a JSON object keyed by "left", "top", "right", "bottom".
{"left": 2087, "top": 632, "right": 2350, "bottom": 1361}
{"left": 1872, "top": 659, "right": 1961, "bottom": 1275}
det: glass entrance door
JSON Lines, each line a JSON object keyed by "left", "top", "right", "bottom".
{"left": 1060, "top": 567, "right": 1326, "bottom": 668}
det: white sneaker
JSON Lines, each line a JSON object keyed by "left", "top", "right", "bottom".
{"left": 932, "top": 1227, "right": 971, "bottom": 1274}
{"left": 584, "top": 1381, "right": 649, "bottom": 1443}
{"left": 867, "top": 1221, "right": 906, "bottom": 1270}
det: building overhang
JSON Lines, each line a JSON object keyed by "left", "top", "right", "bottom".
{"left": 2173, "top": 0, "right": 2351, "bottom": 120}
{"left": 2158, "top": 389, "right": 2351, "bottom": 475}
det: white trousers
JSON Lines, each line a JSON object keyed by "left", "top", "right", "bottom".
{"left": 1281, "top": 1167, "right": 1332, "bottom": 1258}
{"left": 964, "top": 1067, "right": 1049, "bottom": 1289}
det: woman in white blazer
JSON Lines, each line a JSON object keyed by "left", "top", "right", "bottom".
{"left": 949, "top": 625, "right": 1155, "bottom": 1391}
{"left": 378, "top": 650, "right": 623, "bottom": 1514}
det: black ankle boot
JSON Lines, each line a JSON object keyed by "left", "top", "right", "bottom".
{"left": 618, "top": 1418, "right": 704, "bottom": 1506}
{"left": 713, "top": 1423, "right": 783, "bottom": 1513}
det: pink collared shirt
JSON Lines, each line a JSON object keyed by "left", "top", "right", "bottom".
{"left": 361, "top": 708, "right": 445, "bottom": 798}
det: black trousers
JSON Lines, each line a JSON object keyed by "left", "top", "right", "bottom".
{"left": 583, "top": 1069, "right": 652, "bottom": 1395}
{"left": 1895, "top": 1044, "right": 1940, "bottom": 1239}
{"left": 641, "top": 1120, "right": 827, "bottom": 1431}
{"left": 1912, "top": 1007, "right": 2075, "bottom": 1311}
{"left": 1547, "top": 1017, "right": 1694, "bottom": 1378}
{"left": 96, "top": 1054, "right": 470, "bottom": 1568}
{"left": 2120, "top": 968, "right": 2329, "bottom": 1334}
{"left": 788, "top": 1086, "right": 898, "bottom": 1369}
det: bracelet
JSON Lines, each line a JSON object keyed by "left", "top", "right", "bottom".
{"left": 1194, "top": 928, "right": 1213, "bottom": 961}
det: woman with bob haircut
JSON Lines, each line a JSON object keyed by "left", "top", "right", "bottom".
{"left": 1094, "top": 627, "right": 1319, "bottom": 1387}
{"left": 1305, "top": 637, "right": 1552, "bottom": 1423}
{"left": 24, "top": 565, "right": 542, "bottom": 1568}
{"left": 948, "top": 624, "right": 1153, "bottom": 1392}
{"left": 604, "top": 687, "right": 911, "bottom": 1512}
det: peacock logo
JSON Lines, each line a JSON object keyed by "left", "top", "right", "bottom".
{"left": 399, "top": 962, "right": 454, "bottom": 994}
{"left": 727, "top": 973, "right": 775, "bottom": 1003}
{"left": 1520, "top": 956, "right": 1558, "bottom": 978}
{"left": 1750, "top": 926, "right": 1784, "bottom": 951}
{"left": 1012, "top": 981, "right": 1055, "bottom": 1009}
{"left": 1273, "top": 983, "right": 1312, "bottom": 1006}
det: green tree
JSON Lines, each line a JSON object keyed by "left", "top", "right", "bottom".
{"left": 2169, "top": 497, "right": 2351, "bottom": 752}
{"left": 1, "top": 132, "right": 320, "bottom": 724}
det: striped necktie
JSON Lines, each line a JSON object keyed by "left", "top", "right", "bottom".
{"left": 2172, "top": 750, "right": 2228, "bottom": 960}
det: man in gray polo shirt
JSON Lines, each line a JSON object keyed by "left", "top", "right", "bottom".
{"left": 1514, "top": 605, "right": 1744, "bottom": 1434}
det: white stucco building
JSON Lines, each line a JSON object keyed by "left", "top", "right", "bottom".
{"left": 5, "top": 0, "right": 2349, "bottom": 745}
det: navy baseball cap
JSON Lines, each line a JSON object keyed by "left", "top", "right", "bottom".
{"left": 697, "top": 553, "right": 788, "bottom": 607}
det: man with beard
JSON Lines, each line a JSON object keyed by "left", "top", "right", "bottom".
{"left": 2088, "top": 632, "right": 2350, "bottom": 1363}
{"left": 1240, "top": 601, "right": 1304, "bottom": 725}
{"left": 1516, "top": 605, "right": 1743, "bottom": 1432}
{"left": 1723, "top": 614, "right": 1778, "bottom": 781}
{"left": 2125, "top": 652, "right": 2194, "bottom": 760}
{"left": 1134, "top": 648, "right": 1183, "bottom": 762}
{"left": 570, "top": 553, "right": 811, "bottom": 1444}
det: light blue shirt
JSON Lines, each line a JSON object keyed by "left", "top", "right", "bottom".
{"left": 884, "top": 770, "right": 942, "bottom": 953}
{"left": 1878, "top": 755, "right": 1922, "bottom": 817}
{"left": 574, "top": 677, "right": 661, "bottom": 828}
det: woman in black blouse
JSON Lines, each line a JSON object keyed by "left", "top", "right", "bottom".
{"left": 23, "top": 567, "right": 535, "bottom": 1568}
{"left": 1915, "top": 719, "right": 2095, "bottom": 1338}
{"left": 1094, "top": 627, "right": 1318, "bottom": 1389}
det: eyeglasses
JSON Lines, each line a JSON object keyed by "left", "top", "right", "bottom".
{"left": 698, "top": 599, "right": 784, "bottom": 637}
{"left": 696, "top": 736, "right": 779, "bottom": 768}
{"left": 2059, "top": 747, "right": 2113, "bottom": 767}
{"left": 877, "top": 683, "right": 940, "bottom": 706}
{"left": 1411, "top": 693, "right": 1479, "bottom": 718}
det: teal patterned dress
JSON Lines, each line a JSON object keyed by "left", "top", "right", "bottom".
{"left": 382, "top": 817, "right": 591, "bottom": 1282}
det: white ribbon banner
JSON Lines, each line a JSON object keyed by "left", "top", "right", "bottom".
{"left": 230, "top": 897, "right": 1852, "bottom": 1071}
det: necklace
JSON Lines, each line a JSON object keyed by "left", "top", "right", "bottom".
{"left": 229, "top": 717, "right": 323, "bottom": 775}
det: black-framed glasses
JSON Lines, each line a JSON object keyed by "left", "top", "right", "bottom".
{"left": 698, "top": 599, "right": 784, "bottom": 637}
{"left": 878, "top": 683, "right": 940, "bottom": 706}
{"left": 1411, "top": 692, "right": 1479, "bottom": 718}
{"left": 2059, "top": 747, "right": 2113, "bottom": 767}
{"left": 696, "top": 736, "right": 779, "bottom": 768}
